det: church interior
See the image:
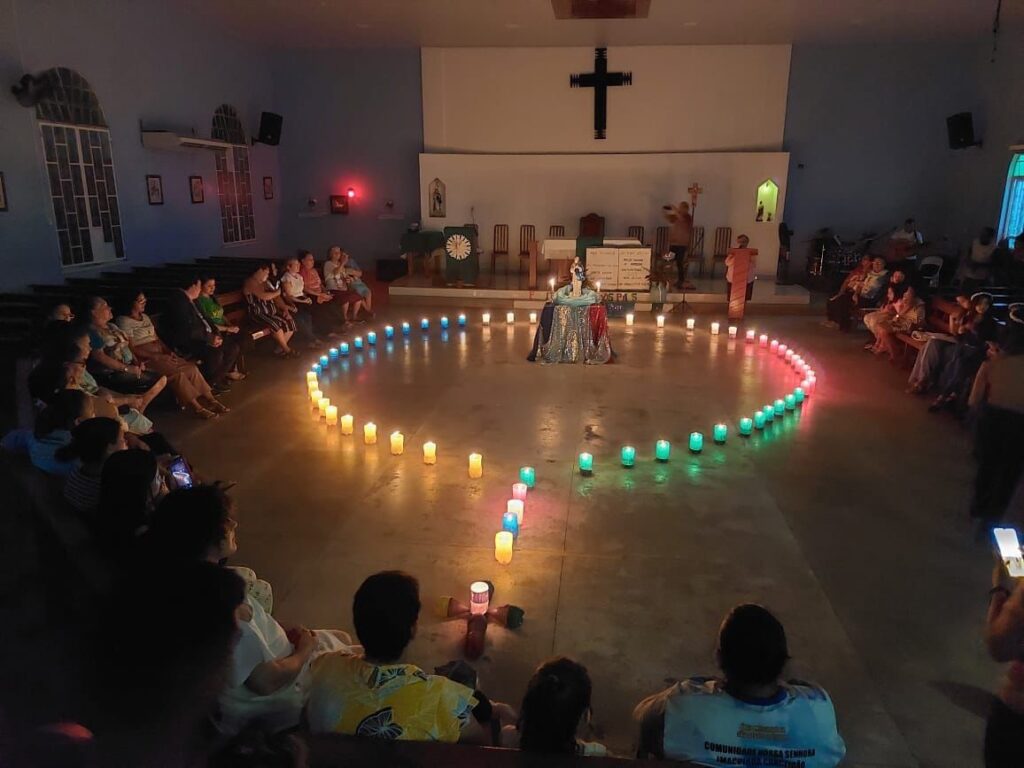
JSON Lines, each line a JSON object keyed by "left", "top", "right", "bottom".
{"left": 2, "top": 2, "right": 1024, "bottom": 767}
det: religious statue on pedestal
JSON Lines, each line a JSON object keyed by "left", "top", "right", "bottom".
{"left": 570, "top": 257, "right": 586, "bottom": 297}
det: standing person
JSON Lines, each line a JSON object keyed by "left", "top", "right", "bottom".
{"left": 776, "top": 222, "right": 794, "bottom": 284}
{"left": 984, "top": 563, "right": 1024, "bottom": 767}
{"left": 725, "top": 234, "right": 757, "bottom": 302}
{"left": 159, "top": 278, "right": 241, "bottom": 392}
{"left": 961, "top": 227, "right": 998, "bottom": 291}
{"left": 242, "top": 264, "right": 297, "bottom": 358}
{"left": 663, "top": 201, "right": 694, "bottom": 290}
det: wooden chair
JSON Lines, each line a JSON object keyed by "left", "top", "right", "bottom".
{"left": 685, "top": 225, "right": 706, "bottom": 277}
{"left": 709, "top": 226, "right": 732, "bottom": 279}
{"left": 490, "top": 224, "right": 510, "bottom": 276}
{"left": 548, "top": 225, "right": 565, "bottom": 238}
{"left": 517, "top": 224, "right": 535, "bottom": 274}
{"left": 579, "top": 213, "right": 605, "bottom": 238}
{"left": 651, "top": 226, "right": 670, "bottom": 282}
{"left": 628, "top": 225, "right": 645, "bottom": 243}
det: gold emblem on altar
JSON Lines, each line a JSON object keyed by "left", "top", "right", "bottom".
{"left": 445, "top": 234, "right": 472, "bottom": 260}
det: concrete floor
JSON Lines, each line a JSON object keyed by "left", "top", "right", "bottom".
{"left": 161, "top": 309, "right": 1003, "bottom": 767}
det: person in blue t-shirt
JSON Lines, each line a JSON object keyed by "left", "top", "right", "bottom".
{"left": 633, "top": 604, "right": 845, "bottom": 767}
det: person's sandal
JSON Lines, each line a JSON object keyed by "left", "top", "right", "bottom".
{"left": 207, "top": 400, "right": 230, "bottom": 414}
{"left": 193, "top": 406, "right": 218, "bottom": 420}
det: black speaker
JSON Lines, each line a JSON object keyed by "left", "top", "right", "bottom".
{"left": 946, "top": 112, "right": 976, "bottom": 149}
{"left": 257, "top": 112, "right": 282, "bottom": 146}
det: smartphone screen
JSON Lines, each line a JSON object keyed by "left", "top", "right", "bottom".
{"left": 994, "top": 528, "right": 1024, "bottom": 578}
{"left": 168, "top": 455, "right": 194, "bottom": 489}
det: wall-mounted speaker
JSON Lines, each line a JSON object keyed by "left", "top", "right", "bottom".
{"left": 946, "top": 112, "right": 978, "bottom": 149}
{"left": 256, "top": 112, "right": 283, "bottom": 146}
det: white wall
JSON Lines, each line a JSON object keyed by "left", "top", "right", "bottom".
{"left": 422, "top": 46, "right": 791, "bottom": 154}
{"left": 419, "top": 152, "right": 789, "bottom": 276}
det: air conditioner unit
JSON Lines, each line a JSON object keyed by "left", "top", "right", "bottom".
{"left": 141, "top": 129, "right": 233, "bottom": 152}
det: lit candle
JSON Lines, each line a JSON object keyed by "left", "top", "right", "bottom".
{"left": 318, "top": 397, "right": 330, "bottom": 417}
{"left": 774, "top": 399, "right": 785, "bottom": 416}
{"left": 519, "top": 466, "right": 536, "bottom": 488}
{"left": 625, "top": 313, "right": 635, "bottom": 326}
{"left": 728, "top": 326, "right": 737, "bottom": 339}
{"left": 423, "top": 441, "right": 437, "bottom": 464}
{"left": 354, "top": 336, "right": 364, "bottom": 350}
{"left": 549, "top": 277, "right": 556, "bottom": 293}
{"left": 340, "top": 413, "right": 353, "bottom": 435}
{"left": 711, "top": 322, "right": 720, "bottom": 335}
{"left": 325, "top": 405, "right": 338, "bottom": 426}
{"left": 804, "top": 377, "right": 816, "bottom": 394}
{"left": 746, "top": 330, "right": 756, "bottom": 343}
{"left": 506, "top": 311, "right": 515, "bottom": 324}
{"left": 363, "top": 422, "right": 377, "bottom": 444}
{"left": 794, "top": 387, "right": 806, "bottom": 404}
{"left": 319, "top": 354, "right": 329, "bottom": 366}
{"left": 469, "top": 452, "right": 483, "bottom": 478}
{"left": 770, "top": 339, "right": 779, "bottom": 353}
{"left": 686, "top": 317, "right": 695, "bottom": 330}
{"left": 778, "top": 343, "right": 788, "bottom": 357}
{"left": 307, "top": 380, "right": 319, "bottom": 396}
{"left": 368, "top": 331, "right": 378, "bottom": 346}
{"left": 806, "top": 369, "right": 816, "bottom": 380}
{"left": 753, "top": 411, "right": 766, "bottom": 430}
{"left": 621, "top": 445, "right": 636, "bottom": 467}
{"left": 512, "top": 482, "right": 528, "bottom": 501}
{"left": 401, "top": 322, "right": 411, "bottom": 336}
{"left": 502, "top": 511, "right": 520, "bottom": 539}
{"left": 458, "top": 313, "right": 467, "bottom": 327}
{"left": 655, "top": 439, "right": 671, "bottom": 462}
{"left": 656, "top": 314, "right": 666, "bottom": 328}
{"left": 440, "top": 316, "right": 449, "bottom": 329}
{"left": 482, "top": 312, "right": 491, "bottom": 325}
{"left": 784, "top": 394, "right": 796, "bottom": 410}
{"left": 713, "top": 423, "right": 728, "bottom": 443}
{"left": 529, "top": 311, "right": 538, "bottom": 324}
{"left": 784, "top": 349, "right": 794, "bottom": 362}
{"left": 312, "top": 363, "right": 322, "bottom": 374}
{"left": 689, "top": 432, "right": 704, "bottom": 452}
{"left": 739, "top": 417, "right": 753, "bottom": 436}
{"left": 494, "top": 531, "right": 514, "bottom": 565}
{"left": 762, "top": 405, "right": 775, "bottom": 423}
{"left": 578, "top": 452, "right": 594, "bottom": 474}
{"left": 507, "top": 498, "right": 524, "bottom": 525}
{"left": 390, "top": 431, "right": 404, "bottom": 455}
{"left": 596, "top": 280, "right": 601, "bottom": 292}
{"left": 759, "top": 334, "right": 768, "bottom": 348}
{"left": 306, "top": 370, "right": 318, "bottom": 384}
{"left": 309, "top": 388, "right": 323, "bottom": 405}
{"left": 340, "top": 342, "right": 350, "bottom": 356}
{"left": 329, "top": 347, "right": 339, "bottom": 359}
{"left": 385, "top": 325, "right": 394, "bottom": 339}
{"left": 470, "top": 581, "right": 490, "bottom": 614}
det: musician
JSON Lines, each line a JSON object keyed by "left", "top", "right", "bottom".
{"left": 662, "top": 201, "right": 694, "bottom": 290}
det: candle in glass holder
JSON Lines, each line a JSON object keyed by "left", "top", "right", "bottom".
{"left": 529, "top": 311, "right": 538, "bottom": 324}
{"left": 502, "top": 511, "right": 520, "bottom": 539}
{"left": 385, "top": 325, "right": 395, "bottom": 339}
{"left": 422, "top": 441, "right": 437, "bottom": 464}
{"left": 689, "top": 432, "right": 704, "bottom": 453}
{"left": 512, "top": 483, "right": 528, "bottom": 501}
{"left": 777, "top": 343, "right": 788, "bottom": 357}
{"left": 713, "top": 423, "right": 728, "bottom": 443}
{"left": 621, "top": 445, "right": 636, "bottom": 467}
{"left": 319, "top": 354, "right": 329, "bottom": 366}
{"left": 469, "top": 453, "right": 483, "bottom": 478}
{"left": 363, "top": 422, "right": 377, "bottom": 444}
{"left": 470, "top": 581, "right": 490, "bottom": 614}
{"left": 401, "top": 322, "right": 411, "bottom": 336}
{"left": 784, "top": 394, "right": 796, "bottom": 410}
{"left": 770, "top": 339, "right": 779, "bottom": 353}
{"left": 507, "top": 498, "right": 524, "bottom": 525}
{"left": 578, "top": 452, "right": 594, "bottom": 474}
{"left": 728, "top": 326, "right": 738, "bottom": 339}
{"left": 686, "top": 317, "right": 695, "bottom": 330}
{"left": 309, "top": 388, "right": 323, "bottom": 405}
{"left": 753, "top": 411, "right": 766, "bottom": 430}
{"left": 390, "top": 431, "right": 404, "bottom": 455}
{"left": 307, "top": 381, "right": 319, "bottom": 396}
{"left": 656, "top": 315, "right": 666, "bottom": 328}
{"left": 739, "top": 417, "right": 753, "bottom": 436}
{"left": 312, "top": 362, "right": 322, "bottom": 374}
{"left": 506, "top": 311, "right": 515, "bottom": 324}
{"left": 519, "top": 466, "right": 536, "bottom": 488}
{"left": 306, "top": 371, "right": 318, "bottom": 384}
{"left": 354, "top": 336, "right": 364, "bottom": 350}
{"left": 325, "top": 405, "right": 338, "bottom": 426}
{"left": 774, "top": 399, "right": 786, "bottom": 416}
{"left": 711, "top": 322, "right": 721, "bottom": 335}
{"left": 340, "top": 342, "right": 350, "bottom": 356}
{"left": 595, "top": 281, "right": 601, "bottom": 293}
{"left": 804, "top": 377, "right": 816, "bottom": 394}
{"left": 440, "top": 316, "right": 449, "bottom": 330}
{"left": 759, "top": 334, "right": 768, "bottom": 348}
{"left": 794, "top": 387, "right": 806, "bottom": 404}
{"left": 329, "top": 347, "right": 339, "bottom": 360}
{"left": 482, "top": 312, "right": 491, "bottom": 325}
{"left": 458, "top": 313, "right": 467, "bottom": 327}
{"left": 420, "top": 318, "right": 429, "bottom": 331}
{"left": 746, "top": 330, "right": 756, "bottom": 343}
{"left": 655, "top": 439, "right": 671, "bottom": 462}
{"left": 318, "top": 397, "right": 330, "bottom": 417}
{"left": 339, "top": 413, "right": 353, "bottom": 434}
{"left": 368, "top": 331, "right": 378, "bottom": 346}
{"left": 494, "top": 532, "right": 514, "bottom": 565}
{"left": 625, "top": 313, "right": 635, "bottom": 326}
{"left": 784, "top": 349, "right": 794, "bottom": 362}
{"left": 762, "top": 405, "right": 775, "bottom": 422}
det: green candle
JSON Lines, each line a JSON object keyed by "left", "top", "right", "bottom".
{"left": 762, "top": 405, "right": 774, "bottom": 423}
{"left": 784, "top": 394, "right": 796, "bottom": 410}
{"left": 794, "top": 387, "right": 805, "bottom": 404}
{"left": 713, "top": 423, "right": 728, "bottom": 443}
{"left": 753, "top": 412, "right": 766, "bottom": 430}
{"left": 654, "top": 440, "right": 671, "bottom": 462}
{"left": 519, "top": 466, "right": 536, "bottom": 488}
{"left": 688, "top": 432, "right": 704, "bottom": 452}
{"left": 621, "top": 445, "right": 636, "bottom": 467}
{"left": 739, "top": 417, "right": 753, "bottom": 436}
{"left": 773, "top": 399, "right": 785, "bottom": 416}
{"left": 578, "top": 452, "right": 594, "bottom": 474}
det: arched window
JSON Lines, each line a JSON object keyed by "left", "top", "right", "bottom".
{"left": 998, "top": 154, "right": 1024, "bottom": 248}
{"left": 36, "top": 67, "right": 124, "bottom": 266}
{"left": 212, "top": 105, "right": 255, "bottom": 244}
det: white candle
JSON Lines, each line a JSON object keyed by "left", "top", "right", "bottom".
{"left": 728, "top": 326, "right": 738, "bottom": 339}
{"left": 340, "top": 413, "right": 353, "bottom": 435}
{"left": 482, "top": 312, "right": 491, "bottom": 325}
{"left": 507, "top": 498, "right": 524, "bottom": 525}
{"left": 468, "top": 452, "right": 483, "bottom": 479}
{"left": 309, "top": 388, "right": 323, "bottom": 406}
{"left": 363, "top": 422, "right": 377, "bottom": 445}
{"left": 746, "top": 330, "right": 756, "bottom": 343}
{"left": 506, "top": 311, "right": 515, "bottom": 324}
{"left": 711, "top": 322, "right": 720, "bottom": 335}
{"left": 759, "top": 334, "right": 768, "bottom": 348}
{"left": 686, "top": 317, "right": 695, "bottom": 330}
{"left": 317, "top": 396, "right": 330, "bottom": 417}
{"left": 470, "top": 581, "right": 490, "bottom": 614}
{"left": 625, "top": 313, "right": 634, "bottom": 326}
{"left": 529, "top": 311, "right": 538, "bottom": 324}
{"left": 656, "top": 314, "right": 665, "bottom": 328}
{"left": 390, "top": 431, "right": 404, "bottom": 455}
{"left": 423, "top": 441, "right": 437, "bottom": 465}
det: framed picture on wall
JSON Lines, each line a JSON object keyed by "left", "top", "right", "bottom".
{"left": 0, "top": 172, "right": 7, "bottom": 212}
{"left": 263, "top": 176, "right": 274, "bottom": 200}
{"left": 189, "top": 176, "right": 204, "bottom": 204}
{"left": 146, "top": 175, "right": 164, "bottom": 205}
{"left": 428, "top": 177, "right": 446, "bottom": 218}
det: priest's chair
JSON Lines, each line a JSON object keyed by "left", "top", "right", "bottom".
{"left": 579, "top": 213, "right": 605, "bottom": 239}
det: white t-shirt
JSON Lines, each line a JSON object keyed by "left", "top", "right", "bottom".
{"left": 280, "top": 271, "right": 306, "bottom": 300}
{"left": 890, "top": 229, "right": 921, "bottom": 244}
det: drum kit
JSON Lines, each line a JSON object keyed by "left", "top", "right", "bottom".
{"left": 805, "top": 229, "right": 878, "bottom": 278}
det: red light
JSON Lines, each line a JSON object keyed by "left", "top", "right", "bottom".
{"left": 347, "top": 187, "right": 356, "bottom": 198}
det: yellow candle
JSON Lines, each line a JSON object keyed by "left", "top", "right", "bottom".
{"left": 309, "top": 388, "right": 323, "bottom": 405}
{"left": 317, "top": 397, "right": 330, "bottom": 417}
{"left": 468, "top": 452, "right": 483, "bottom": 478}
{"left": 423, "top": 440, "right": 437, "bottom": 464}
{"left": 325, "top": 405, "right": 338, "bottom": 426}
{"left": 390, "top": 431, "right": 404, "bottom": 455}
{"left": 363, "top": 422, "right": 377, "bottom": 444}
{"left": 307, "top": 380, "right": 319, "bottom": 395}
{"left": 306, "top": 371, "right": 318, "bottom": 385}
{"left": 340, "top": 413, "right": 353, "bottom": 435}
{"left": 625, "top": 313, "right": 634, "bottom": 326}
{"left": 494, "top": 531, "right": 513, "bottom": 565}
{"left": 656, "top": 315, "right": 665, "bottom": 328}
{"left": 529, "top": 311, "right": 538, "bottom": 324}
{"left": 507, "top": 498, "right": 524, "bottom": 525}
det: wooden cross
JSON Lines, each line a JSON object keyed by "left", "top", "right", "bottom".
{"left": 688, "top": 182, "right": 704, "bottom": 211}
{"left": 569, "top": 48, "right": 632, "bottom": 140}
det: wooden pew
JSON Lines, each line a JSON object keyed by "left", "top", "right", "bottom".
{"left": 892, "top": 297, "right": 959, "bottom": 362}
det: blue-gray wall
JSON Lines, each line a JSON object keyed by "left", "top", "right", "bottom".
{"left": 0, "top": 0, "right": 281, "bottom": 291}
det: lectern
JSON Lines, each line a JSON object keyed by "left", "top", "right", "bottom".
{"left": 727, "top": 248, "right": 757, "bottom": 320}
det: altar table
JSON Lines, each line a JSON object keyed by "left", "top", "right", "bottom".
{"left": 527, "top": 304, "right": 613, "bottom": 364}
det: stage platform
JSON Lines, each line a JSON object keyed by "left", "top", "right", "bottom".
{"left": 388, "top": 273, "right": 810, "bottom": 312}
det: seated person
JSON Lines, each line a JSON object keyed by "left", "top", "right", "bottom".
{"left": 82, "top": 296, "right": 164, "bottom": 395}
{"left": 115, "top": 291, "right": 228, "bottom": 419}
{"left": 930, "top": 292, "right": 999, "bottom": 412}
{"left": 196, "top": 276, "right": 247, "bottom": 377}
{"left": 242, "top": 263, "right": 297, "bottom": 357}
{"left": 279, "top": 256, "right": 322, "bottom": 346}
{"left": 862, "top": 269, "right": 908, "bottom": 345}
{"left": 62, "top": 416, "right": 128, "bottom": 516}
{"left": 868, "top": 285, "right": 926, "bottom": 361}
{"left": 907, "top": 293, "right": 973, "bottom": 394}
{"left": 960, "top": 226, "right": 998, "bottom": 289}
{"left": 93, "top": 448, "right": 166, "bottom": 561}
{"left": 323, "top": 246, "right": 367, "bottom": 323}
{"left": 889, "top": 217, "right": 923, "bottom": 245}
{"left": 298, "top": 251, "right": 347, "bottom": 333}
{"left": 338, "top": 249, "right": 374, "bottom": 317}
{"left": 502, "top": 656, "right": 607, "bottom": 756}
{"left": 157, "top": 278, "right": 241, "bottom": 391}
{"left": 3, "top": 389, "right": 94, "bottom": 476}
{"left": 825, "top": 257, "right": 889, "bottom": 332}
{"left": 307, "top": 570, "right": 504, "bottom": 744}
{"left": 724, "top": 234, "right": 757, "bottom": 302}
{"left": 634, "top": 604, "right": 845, "bottom": 767}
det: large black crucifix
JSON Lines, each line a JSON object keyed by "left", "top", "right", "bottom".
{"left": 569, "top": 47, "right": 632, "bottom": 140}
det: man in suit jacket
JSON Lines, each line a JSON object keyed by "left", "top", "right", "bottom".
{"left": 161, "top": 277, "right": 240, "bottom": 391}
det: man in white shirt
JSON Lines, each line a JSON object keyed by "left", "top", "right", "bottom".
{"left": 889, "top": 218, "right": 923, "bottom": 245}
{"left": 634, "top": 604, "right": 845, "bottom": 767}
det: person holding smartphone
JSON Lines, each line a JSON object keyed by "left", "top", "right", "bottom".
{"left": 985, "top": 556, "right": 1024, "bottom": 767}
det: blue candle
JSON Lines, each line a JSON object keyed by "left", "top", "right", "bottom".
{"left": 688, "top": 432, "right": 704, "bottom": 453}
{"left": 420, "top": 318, "right": 430, "bottom": 331}
{"left": 578, "top": 452, "right": 594, "bottom": 474}
{"left": 773, "top": 399, "right": 785, "bottom": 416}
{"left": 458, "top": 313, "right": 467, "bottom": 327}
{"left": 329, "top": 347, "right": 339, "bottom": 360}
{"left": 739, "top": 417, "right": 753, "bottom": 436}
{"left": 762, "top": 405, "right": 774, "bottom": 423}
{"left": 319, "top": 355, "right": 329, "bottom": 366}
{"left": 794, "top": 387, "right": 805, "bottom": 404}
{"left": 519, "top": 466, "right": 536, "bottom": 488}
{"left": 340, "top": 342, "right": 350, "bottom": 356}
{"left": 385, "top": 325, "right": 394, "bottom": 340}
{"left": 401, "top": 322, "right": 411, "bottom": 336}
{"left": 753, "top": 412, "right": 766, "bottom": 430}
{"left": 713, "top": 423, "right": 728, "bottom": 443}
{"left": 784, "top": 394, "right": 796, "bottom": 410}
{"left": 655, "top": 440, "right": 671, "bottom": 462}
{"left": 440, "top": 316, "right": 449, "bottom": 329}
{"left": 312, "top": 363, "right": 322, "bottom": 374}
{"left": 621, "top": 445, "right": 636, "bottom": 467}
{"left": 354, "top": 336, "right": 364, "bottom": 350}
{"left": 502, "top": 511, "right": 520, "bottom": 539}
{"left": 367, "top": 331, "right": 377, "bottom": 346}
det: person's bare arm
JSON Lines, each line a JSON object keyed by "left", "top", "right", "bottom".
{"left": 987, "top": 566, "right": 1024, "bottom": 663}
{"left": 244, "top": 627, "right": 316, "bottom": 696}
{"left": 245, "top": 280, "right": 282, "bottom": 301}
{"left": 90, "top": 347, "right": 141, "bottom": 376}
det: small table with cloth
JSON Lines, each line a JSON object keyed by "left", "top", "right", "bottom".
{"left": 527, "top": 287, "right": 613, "bottom": 364}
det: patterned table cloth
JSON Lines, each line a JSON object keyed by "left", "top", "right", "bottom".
{"left": 527, "top": 304, "right": 613, "bottom": 364}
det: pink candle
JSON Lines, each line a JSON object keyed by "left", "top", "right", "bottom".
{"left": 785, "top": 349, "right": 794, "bottom": 362}
{"left": 770, "top": 339, "right": 779, "bottom": 353}
{"left": 512, "top": 483, "right": 528, "bottom": 501}
{"left": 759, "top": 334, "right": 769, "bottom": 348}
{"left": 778, "top": 343, "right": 788, "bottom": 357}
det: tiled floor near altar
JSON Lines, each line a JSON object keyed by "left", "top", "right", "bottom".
{"left": 160, "top": 309, "right": 1006, "bottom": 767}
